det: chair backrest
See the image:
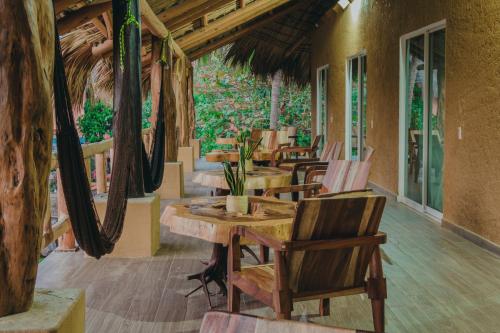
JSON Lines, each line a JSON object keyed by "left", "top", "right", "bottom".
{"left": 311, "top": 134, "right": 323, "bottom": 150}
{"left": 287, "top": 192, "right": 386, "bottom": 293}
{"left": 277, "top": 129, "right": 290, "bottom": 145}
{"left": 260, "top": 130, "right": 277, "bottom": 150}
{"left": 200, "top": 311, "right": 363, "bottom": 333}
{"left": 319, "top": 141, "right": 334, "bottom": 161}
{"left": 363, "top": 146, "right": 374, "bottom": 162}
{"left": 250, "top": 128, "right": 262, "bottom": 142}
{"left": 321, "top": 160, "right": 371, "bottom": 193}
{"left": 328, "top": 141, "right": 344, "bottom": 161}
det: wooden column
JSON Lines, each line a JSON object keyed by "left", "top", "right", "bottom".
{"left": 0, "top": 0, "right": 54, "bottom": 316}
{"left": 95, "top": 153, "right": 107, "bottom": 193}
{"left": 174, "top": 58, "right": 191, "bottom": 147}
{"left": 187, "top": 65, "right": 196, "bottom": 140}
{"left": 164, "top": 43, "right": 178, "bottom": 162}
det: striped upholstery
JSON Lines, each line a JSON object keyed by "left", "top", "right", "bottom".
{"left": 260, "top": 130, "right": 278, "bottom": 150}
{"left": 288, "top": 192, "right": 386, "bottom": 293}
{"left": 321, "top": 160, "right": 371, "bottom": 194}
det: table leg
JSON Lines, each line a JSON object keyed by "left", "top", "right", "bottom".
{"left": 186, "top": 243, "right": 227, "bottom": 308}
{"left": 214, "top": 188, "right": 230, "bottom": 196}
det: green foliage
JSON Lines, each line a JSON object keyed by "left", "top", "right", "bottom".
{"left": 77, "top": 97, "right": 152, "bottom": 143}
{"left": 194, "top": 49, "right": 311, "bottom": 155}
{"left": 78, "top": 100, "right": 113, "bottom": 143}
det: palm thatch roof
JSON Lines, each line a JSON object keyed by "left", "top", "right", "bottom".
{"left": 225, "top": 0, "right": 338, "bottom": 85}
{"left": 55, "top": 0, "right": 337, "bottom": 107}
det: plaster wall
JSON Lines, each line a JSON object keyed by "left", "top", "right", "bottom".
{"left": 311, "top": 0, "right": 500, "bottom": 244}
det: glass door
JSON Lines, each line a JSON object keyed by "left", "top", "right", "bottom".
{"left": 399, "top": 22, "right": 445, "bottom": 218}
{"left": 346, "top": 54, "right": 367, "bottom": 160}
{"left": 316, "top": 65, "right": 329, "bottom": 150}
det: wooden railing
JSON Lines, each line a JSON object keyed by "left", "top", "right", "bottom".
{"left": 42, "top": 129, "right": 153, "bottom": 252}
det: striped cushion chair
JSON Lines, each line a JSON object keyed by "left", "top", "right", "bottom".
{"left": 228, "top": 191, "right": 387, "bottom": 333}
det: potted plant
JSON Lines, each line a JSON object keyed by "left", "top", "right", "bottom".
{"left": 236, "top": 132, "right": 262, "bottom": 172}
{"left": 222, "top": 144, "right": 248, "bottom": 214}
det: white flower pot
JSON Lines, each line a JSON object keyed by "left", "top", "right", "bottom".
{"left": 245, "top": 159, "right": 254, "bottom": 172}
{"left": 226, "top": 195, "right": 249, "bottom": 214}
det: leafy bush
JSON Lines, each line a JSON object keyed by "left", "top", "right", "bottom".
{"left": 77, "top": 97, "right": 152, "bottom": 143}
{"left": 194, "top": 49, "right": 311, "bottom": 155}
{"left": 78, "top": 100, "right": 113, "bottom": 143}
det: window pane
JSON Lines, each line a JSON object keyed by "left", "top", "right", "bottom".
{"left": 350, "top": 58, "right": 359, "bottom": 160}
{"left": 404, "top": 35, "right": 425, "bottom": 204}
{"left": 427, "top": 29, "right": 445, "bottom": 212}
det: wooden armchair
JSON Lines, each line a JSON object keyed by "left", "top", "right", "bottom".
{"left": 270, "top": 135, "right": 323, "bottom": 167}
{"left": 228, "top": 192, "right": 387, "bottom": 332}
{"left": 200, "top": 311, "right": 374, "bottom": 333}
{"left": 265, "top": 159, "right": 371, "bottom": 201}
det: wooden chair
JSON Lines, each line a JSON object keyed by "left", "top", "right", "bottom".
{"left": 303, "top": 146, "right": 374, "bottom": 188}
{"left": 264, "top": 159, "right": 371, "bottom": 201}
{"left": 200, "top": 311, "right": 374, "bottom": 333}
{"left": 227, "top": 192, "right": 387, "bottom": 332}
{"left": 270, "top": 134, "right": 323, "bottom": 167}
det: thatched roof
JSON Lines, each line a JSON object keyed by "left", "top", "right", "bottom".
{"left": 225, "top": 0, "right": 338, "bottom": 85}
{"left": 55, "top": 0, "right": 337, "bottom": 106}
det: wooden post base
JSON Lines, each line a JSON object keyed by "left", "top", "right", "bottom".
{"left": 94, "top": 193, "right": 160, "bottom": 257}
{"left": 155, "top": 162, "right": 184, "bottom": 199}
{"left": 0, "top": 289, "right": 85, "bottom": 333}
{"left": 177, "top": 146, "right": 194, "bottom": 173}
{"left": 189, "top": 139, "right": 201, "bottom": 160}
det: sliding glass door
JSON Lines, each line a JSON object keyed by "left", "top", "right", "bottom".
{"left": 346, "top": 54, "right": 367, "bottom": 161}
{"left": 400, "top": 22, "right": 445, "bottom": 218}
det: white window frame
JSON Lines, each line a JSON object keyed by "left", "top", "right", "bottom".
{"left": 345, "top": 51, "right": 367, "bottom": 160}
{"left": 398, "top": 19, "right": 446, "bottom": 222}
{"left": 316, "top": 65, "right": 329, "bottom": 145}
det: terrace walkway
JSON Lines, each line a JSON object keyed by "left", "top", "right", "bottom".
{"left": 36, "top": 160, "right": 500, "bottom": 333}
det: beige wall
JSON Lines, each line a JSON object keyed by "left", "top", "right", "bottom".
{"left": 311, "top": 0, "right": 500, "bottom": 244}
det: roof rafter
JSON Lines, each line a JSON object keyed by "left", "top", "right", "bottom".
{"left": 57, "top": 1, "right": 112, "bottom": 35}
{"left": 177, "top": 0, "right": 292, "bottom": 51}
{"left": 188, "top": 1, "right": 303, "bottom": 59}
{"left": 159, "top": 0, "right": 234, "bottom": 31}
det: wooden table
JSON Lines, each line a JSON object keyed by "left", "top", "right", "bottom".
{"left": 215, "top": 137, "right": 238, "bottom": 146}
{"left": 193, "top": 166, "right": 292, "bottom": 195}
{"left": 205, "top": 150, "right": 240, "bottom": 163}
{"left": 161, "top": 196, "right": 296, "bottom": 308}
{"left": 205, "top": 149, "right": 273, "bottom": 164}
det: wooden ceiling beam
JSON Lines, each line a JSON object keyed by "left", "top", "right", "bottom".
{"left": 177, "top": 0, "right": 291, "bottom": 51}
{"left": 91, "top": 17, "right": 108, "bottom": 38}
{"left": 188, "top": 1, "right": 303, "bottom": 59}
{"left": 54, "top": 0, "right": 81, "bottom": 15}
{"left": 57, "top": 1, "right": 112, "bottom": 35}
{"left": 140, "top": 0, "right": 186, "bottom": 59}
{"left": 160, "top": 0, "right": 234, "bottom": 31}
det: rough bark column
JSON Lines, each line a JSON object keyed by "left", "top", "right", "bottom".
{"left": 165, "top": 47, "right": 178, "bottom": 162}
{"left": 187, "top": 65, "right": 196, "bottom": 140}
{"left": 112, "top": 0, "right": 144, "bottom": 197}
{"left": 0, "top": 0, "right": 54, "bottom": 316}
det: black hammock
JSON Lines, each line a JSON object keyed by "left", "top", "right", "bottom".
{"left": 53, "top": 18, "right": 165, "bottom": 259}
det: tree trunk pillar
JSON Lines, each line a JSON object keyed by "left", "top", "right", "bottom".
{"left": 0, "top": 0, "right": 54, "bottom": 316}
{"left": 270, "top": 70, "right": 282, "bottom": 130}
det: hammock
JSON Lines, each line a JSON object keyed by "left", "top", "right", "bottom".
{"left": 53, "top": 1, "right": 165, "bottom": 258}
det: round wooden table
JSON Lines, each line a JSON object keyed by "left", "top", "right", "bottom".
{"left": 161, "top": 196, "right": 296, "bottom": 308}
{"left": 205, "top": 150, "right": 240, "bottom": 163}
{"left": 193, "top": 166, "right": 292, "bottom": 195}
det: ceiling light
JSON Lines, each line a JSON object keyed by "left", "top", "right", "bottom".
{"left": 338, "top": 0, "right": 350, "bottom": 10}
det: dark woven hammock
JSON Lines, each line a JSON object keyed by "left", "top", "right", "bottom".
{"left": 53, "top": 0, "right": 165, "bottom": 258}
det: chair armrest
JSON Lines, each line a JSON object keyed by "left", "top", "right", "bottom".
{"left": 263, "top": 183, "right": 322, "bottom": 197}
{"left": 231, "top": 226, "right": 285, "bottom": 251}
{"left": 304, "top": 168, "right": 327, "bottom": 184}
{"left": 292, "top": 160, "right": 327, "bottom": 171}
{"left": 278, "top": 143, "right": 291, "bottom": 149}
{"left": 284, "top": 233, "right": 387, "bottom": 251}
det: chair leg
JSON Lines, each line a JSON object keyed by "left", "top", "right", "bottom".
{"left": 371, "top": 299, "right": 384, "bottom": 333}
{"left": 228, "top": 283, "right": 241, "bottom": 313}
{"left": 274, "top": 291, "right": 292, "bottom": 320}
{"left": 319, "top": 298, "right": 330, "bottom": 316}
{"left": 259, "top": 245, "right": 269, "bottom": 263}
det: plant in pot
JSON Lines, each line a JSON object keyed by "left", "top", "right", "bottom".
{"left": 222, "top": 146, "right": 248, "bottom": 214}
{"left": 236, "top": 131, "right": 262, "bottom": 172}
